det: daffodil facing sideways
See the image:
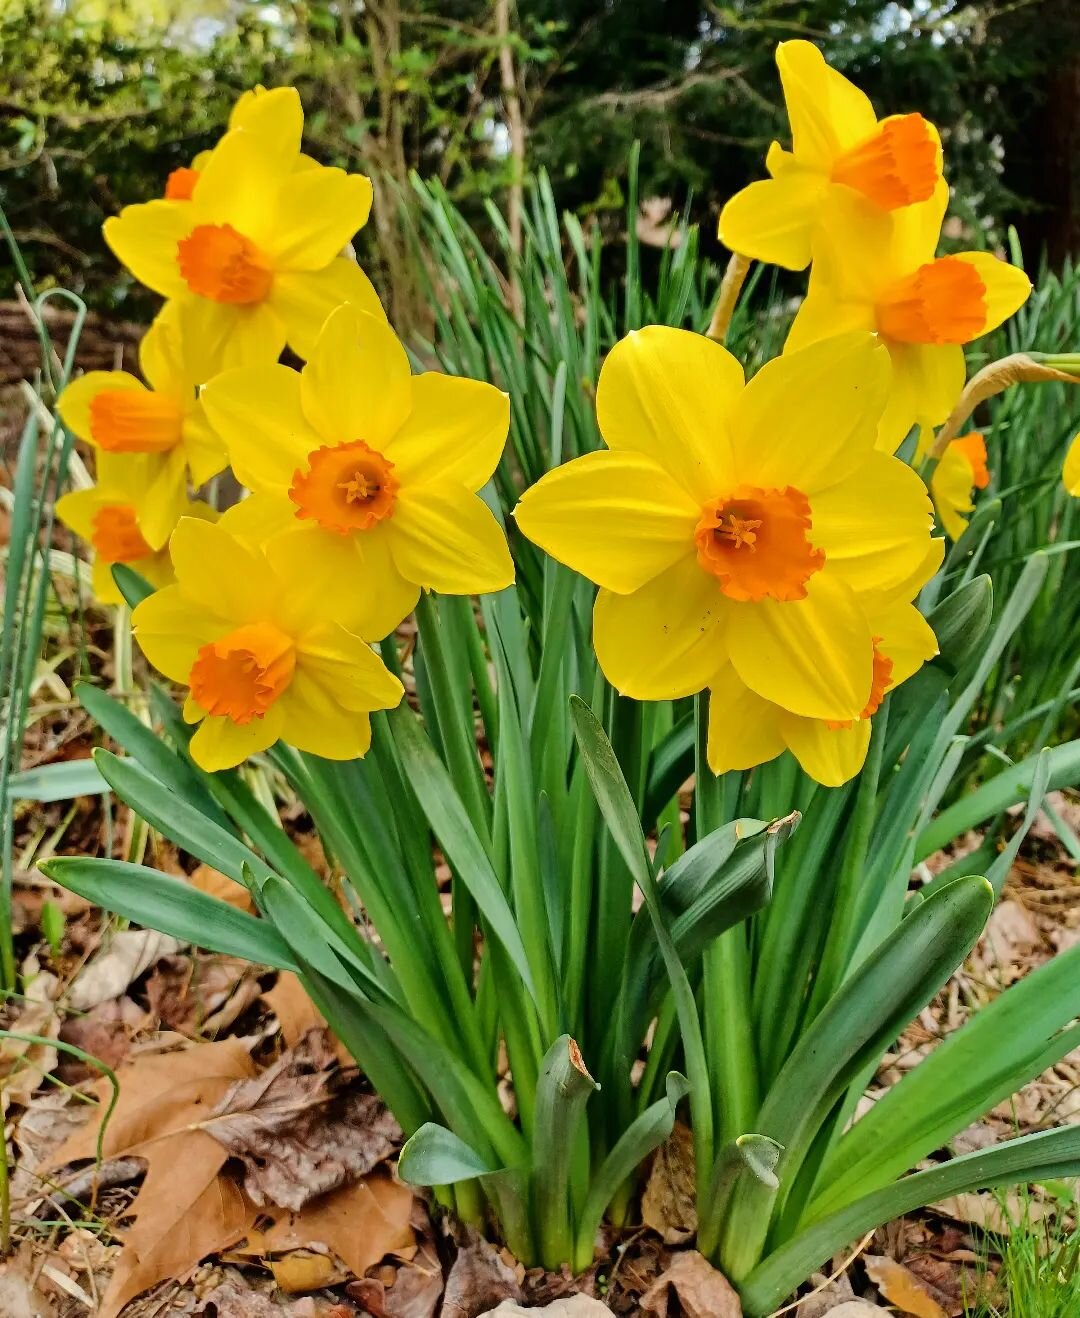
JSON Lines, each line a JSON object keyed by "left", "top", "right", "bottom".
{"left": 514, "top": 328, "right": 935, "bottom": 724}
{"left": 200, "top": 305, "right": 514, "bottom": 641}
{"left": 104, "top": 89, "right": 382, "bottom": 367}
{"left": 718, "top": 40, "right": 944, "bottom": 271}
{"left": 131, "top": 519, "right": 404, "bottom": 771}
{"left": 785, "top": 182, "right": 1032, "bottom": 452}
{"left": 924, "top": 430, "right": 990, "bottom": 540}
{"left": 1064, "top": 431, "right": 1080, "bottom": 497}
{"left": 707, "top": 541, "right": 943, "bottom": 786}
{"left": 55, "top": 453, "right": 215, "bottom": 605}
{"left": 57, "top": 303, "right": 225, "bottom": 547}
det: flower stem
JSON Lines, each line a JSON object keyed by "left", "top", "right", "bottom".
{"left": 706, "top": 252, "right": 751, "bottom": 343}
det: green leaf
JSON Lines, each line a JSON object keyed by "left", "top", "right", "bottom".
{"left": 532, "top": 1035, "right": 599, "bottom": 1268}
{"left": 38, "top": 857, "right": 297, "bottom": 970}
{"left": 399, "top": 1122, "right": 497, "bottom": 1185}
{"left": 111, "top": 564, "right": 155, "bottom": 608}
{"left": 6, "top": 759, "right": 108, "bottom": 802}
{"left": 926, "top": 575, "right": 993, "bottom": 673}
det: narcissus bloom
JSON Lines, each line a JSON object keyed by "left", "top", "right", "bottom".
{"left": 1064, "top": 432, "right": 1080, "bottom": 497}
{"left": 718, "top": 41, "right": 943, "bottom": 271}
{"left": 514, "top": 329, "right": 935, "bottom": 722}
{"left": 132, "top": 519, "right": 404, "bottom": 771}
{"left": 57, "top": 304, "right": 224, "bottom": 546}
{"left": 786, "top": 183, "right": 1032, "bottom": 452}
{"left": 55, "top": 453, "right": 214, "bottom": 605}
{"left": 926, "top": 431, "right": 990, "bottom": 539}
{"left": 105, "top": 108, "right": 381, "bottom": 367}
{"left": 707, "top": 538, "right": 942, "bottom": 785}
{"left": 201, "top": 306, "right": 514, "bottom": 641}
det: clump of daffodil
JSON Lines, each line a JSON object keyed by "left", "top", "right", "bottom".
{"left": 706, "top": 541, "right": 943, "bottom": 786}
{"left": 785, "top": 182, "right": 1032, "bottom": 452}
{"left": 719, "top": 40, "right": 943, "bottom": 271}
{"left": 515, "top": 329, "right": 934, "bottom": 724}
{"left": 201, "top": 305, "right": 514, "bottom": 642}
{"left": 55, "top": 453, "right": 215, "bottom": 605}
{"left": 1064, "top": 431, "right": 1080, "bottom": 497}
{"left": 132, "top": 519, "right": 404, "bottom": 771}
{"left": 922, "top": 430, "right": 990, "bottom": 540}
{"left": 105, "top": 93, "right": 381, "bottom": 367}
{"left": 57, "top": 302, "right": 225, "bottom": 546}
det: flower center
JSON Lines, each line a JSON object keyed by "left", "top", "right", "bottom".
{"left": 165, "top": 167, "right": 201, "bottom": 201}
{"left": 176, "top": 223, "right": 272, "bottom": 304}
{"left": 694, "top": 485, "right": 825, "bottom": 602}
{"left": 876, "top": 257, "right": 987, "bottom": 345}
{"left": 89, "top": 389, "right": 184, "bottom": 454}
{"left": 188, "top": 621, "right": 296, "bottom": 725}
{"left": 91, "top": 505, "right": 153, "bottom": 564}
{"left": 830, "top": 113, "right": 938, "bottom": 210}
{"left": 953, "top": 432, "right": 990, "bottom": 489}
{"left": 289, "top": 440, "right": 399, "bottom": 535}
{"left": 828, "top": 638, "right": 894, "bottom": 729}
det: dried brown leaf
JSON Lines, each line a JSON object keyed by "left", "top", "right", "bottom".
{"left": 863, "top": 1256, "right": 947, "bottom": 1318}
{"left": 641, "top": 1121, "right": 697, "bottom": 1243}
{"left": 639, "top": 1250, "right": 741, "bottom": 1318}
{"left": 0, "top": 962, "right": 60, "bottom": 1106}
{"left": 68, "top": 929, "right": 184, "bottom": 1010}
{"left": 189, "top": 865, "right": 257, "bottom": 913}
{"left": 270, "top": 1249, "right": 341, "bottom": 1293}
{"left": 146, "top": 953, "right": 259, "bottom": 1037}
{"left": 442, "top": 1238, "right": 523, "bottom": 1318}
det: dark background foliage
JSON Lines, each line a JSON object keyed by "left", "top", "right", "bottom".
{"left": 1, "top": 0, "right": 1077, "bottom": 328}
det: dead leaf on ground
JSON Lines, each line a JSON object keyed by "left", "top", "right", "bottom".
{"left": 816, "top": 1305, "right": 884, "bottom": 1316}
{"left": 271, "top": 1248, "right": 340, "bottom": 1293}
{"left": 67, "top": 929, "right": 185, "bottom": 1010}
{"left": 639, "top": 1250, "right": 741, "bottom": 1317}
{"left": 189, "top": 864, "right": 257, "bottom": 913}
{"left": 641, "top": 1121, "right": 697, "bottom": 1243}
{"left": 58, "top": 995, "right": 145, "bottom": 1080}
{"left": 51, "top": 1037, "right": 258, "bottom": 1318}
{"left": 442, "top": 1238, "right": 523, "bottom": 1318}
{"left": 199, "top": 1267, "right": 350, "bottom": 1315}
{"left": 931, "top": 1189, "right": 1049, "bottom": 1234}
{"left": 864, "top": 1255, "right": 948, "bottom": 1318}
{"left": 0, "top": 1247, "right": 58, "bottom": 1318}
{"left": 263, "top": 973, "right": 324, "bottom": 1048}
{"left": 146, "top": 953, "right": 261, "bottom": 1038}
{"left": 1, "top": 959, "right": 61, "bottom": 1106}
{"left": 203, "top": 1028, "right": 401, "bottom": 1210}
{"left": 788, "top": 1265, "right": 858, "bottom": 1318}
{"left": 482, "top": 1298, "right": 612, "bottom": 1315}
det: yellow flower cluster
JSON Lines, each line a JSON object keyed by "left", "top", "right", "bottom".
{"left": 57, "top": 86, "right": 513, "bottom": 772}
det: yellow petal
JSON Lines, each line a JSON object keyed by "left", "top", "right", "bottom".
{"left": 103, "top": 202, "right": 193, "bottom": 299}
{"left": 890, "top": 179, "right": 949, "bottom": 272}
{"left": 55, "top": 488, "right": 102, "bottom": 540}
{"left": 278, "top": 674, "right": 375, "bottom": 760}
{"left": 138, "top": 309, "right": 186, "bottom": 397}
{"left": 218, "top": 491, "right": 300, "bottom": 545}
{"left": 777, "top": 712, "right": 871, "bottom": 788}
{"left": 733, "top": 332, "right": 889, "bottom": 490}
{"left": 871, "top": 599, "right": 939, "bottom": 686}
{"left": 930, "top": 442, "right": 977, "bottom": 540}
{"left": 871, "top": 535, "right": 945, "bottom": 607}
{"left": 229, "top": 85, "right": 303, "bottom": 150}
{"left": 593, "top": 554, "right": 729, "bottom": 700}
{"left": 201, "top": 363, "right": 317, "bottom": 490}
{"left": 706, "top": 664, "right": 786, "bottom": 774}
{"left": 143, "top": 300, "right": 222, "bottom": 394}
{"left": 595, "top": 326, "right": 743, "bottom": 501}
{"left": 270, "top": 257, "right": 386, "bottom": 362}
{"left": 300, "top": 306, "right": 412, "bottom": 446}
{"left": 295, "top": 624, "right": 404, "bottom": 711}
{"left": 265, "top": 168, "right": 374, "bottom": 271}
{"left": 389, "top": 486, "right": 514, "bottom": 595}
{"left": 137, "top": 448, "right": 190, "bottom": 549}
{"left": 179, "top": 407, "right": 228, "bottom": 486}
{"left": 810, "top": 452, "right": 933, "bottom": 594}
{"left": 878, "top": 342, "right": 965, "bottom": 454}
{"left": 718, "top": 171, "right": 827, "bottom": 270}
{"left": 173, "top": 294, "right": 287, "bottom": 372}
{"left": 168, "top": 518, "right": 274, "bottom": 622}
{"left": 514, "top": 450, "right": 699, "bottom": 594}
{"left": 776, "top": 40, "right": 877, "bottom": 169}
{"left": 1064, "top": 432, "right": 1080, "bottom": 496}
{"left": 189, "top": 707, "right": 285, "bottom": 772}
{"left": 191, "top": 129, "right": 293, "bottom": 250}
{"left": 131, "top": 584, "right": 222, "bottom": 683}
{"left": 727, "top": 573, "right": 873, "bottom": 721}
{"left": 91, "top": 557, "right": 123, "bottom": 605}
{"left": 58, "top": 372, "right": 144, "bottom": 444}
{"left": 263, "top": 525, "right": 419, "bottom": 642}
{"left": 383, "top": 373, "right": 510, "bottom": 491}
{"left": 952, "top": 252, "right": 1032, "bottom": 336}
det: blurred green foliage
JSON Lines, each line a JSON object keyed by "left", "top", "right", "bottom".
{"left": 1, "top": 0, "right": 1077, "bottom": 320}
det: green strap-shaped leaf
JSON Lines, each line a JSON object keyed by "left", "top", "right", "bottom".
{"left": 399, "top": 1122, "right": 497, "bottom": 1185}
{"left": 6, "top": 759, "right": 109, "bottom": 802}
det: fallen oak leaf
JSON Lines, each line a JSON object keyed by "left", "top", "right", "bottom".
{"left": 639, "top": 1250, "right": 741, "bottom": 1318}
{"left": 863, "top": 1256, "right": 948, "bottom": 1318}
{"left": 67, "top": 929, "right": 185, "bottom": 1011}
{"left": 202, "top": 1027, "right": 400, "bottom": 1210}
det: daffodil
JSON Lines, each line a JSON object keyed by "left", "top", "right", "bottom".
{"left": 707, "top": 540, "right": 943, "bottom": 786}
{"left": 786, "top": 183, "right": 1032, "bottom": 452}
{"left": 718, "top": 40, "right": 943, "bottom": 271}
{"left": 55, "top": 453, "right": 214, "bottom": 605}
{"left": 1064, "top": 431, "right": 1080, "bottom": 497}
{"left": 924, "top": 431, "right": 990, "bottom": 539}
{"left": 104, "top": 108, "right": 381, "bottom": 367}
{"left": 57, "top": 303, "right": 225, "bottom": 547}
{"left": 201, "top": 305, "right": 514, "bottom": 641}
{"left": 131, "top": 519, "right": 404, "bottom": 771}
{"left": 514, "top": 329, "right": 935, "bottom": 723}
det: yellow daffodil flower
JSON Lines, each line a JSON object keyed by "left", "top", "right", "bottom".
{"left": 925, "top": 431, "right": 990, "bottom": 539}
{"left": 132, "top": 519, "right": 404, "bottom": 771}
{"left": 57, "top": 303, "right": 225, "bottom": 547}
{"left": 104, "top": 108, "right": 381, "bottom": 367}
{"left": 718, "top": 41, "right": 943, "bottom": 271}
{"left": 707, "top": 540, "right": 943, "bottom": 786}
{"left": 1064, "top": 431, "right": 1080, "bottom": 496}
{"left": 55, "top": 453, "right": 214, "bottom": 605}
{"left": 786, "top": 182, "right": 1032, "bottom": 452}
{"left": 514, "top": 328, "right": 934, "bottom": 723}
{"left": 200, "top": 305, "right": 514, "bottom": 641}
